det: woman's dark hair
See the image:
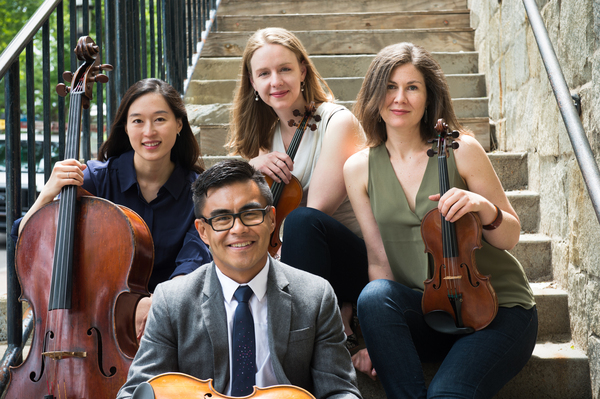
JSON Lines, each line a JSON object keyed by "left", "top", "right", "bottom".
{"left": 99, "top": 78, "right": 204, "bottom": 173}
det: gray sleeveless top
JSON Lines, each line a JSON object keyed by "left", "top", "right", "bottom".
{"left": 368, "top": 143, "right": 534, "bottom": 309}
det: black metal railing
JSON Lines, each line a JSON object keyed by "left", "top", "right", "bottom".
{"left": 0, "top": 0, "right": 220, "bottom": 391}
{"left": 523, "top": 0, "right": 600, "bottom": 224}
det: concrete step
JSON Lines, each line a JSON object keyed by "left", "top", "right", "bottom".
{"left": 488, "top": 151, "right": 528, "bottom": 191}
{"left": 190, "top": 52, "right": 480, "bottom": 81}
{"left": 185, "top": 73, "right": 487, "bottom": 104}
{"left": 356, "top": 341, "right": 591, "bottom": 398}
{"left": 186, "top": 98, "right": 489, "bottom": 126}
{"left": 216, "top": 10, "right": 471, "bottom": 32}
{"left": 506, "top": 190, "right": 539, "bottom": 234}
{"left": 201, "top": 28, "right": 475, "bottom": 57}
{"left": 531, "top": 282, "right": 571, "bottom": 341}
{"left": 509, "top": 233, "right": 552, "bottom": 282}
{"left": 217, "top": 0, "right": 468, "bottom": 15}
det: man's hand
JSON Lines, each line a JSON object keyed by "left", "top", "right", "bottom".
{"left": 135, "top": 295, "right": 152, "bottom": 341}
{"left": 352, "top": 348, "right": 377, "bottom": 380}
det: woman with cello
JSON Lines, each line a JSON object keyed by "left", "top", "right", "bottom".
{"left": 227, "top": 27, "right": 367, "bottom": 349}
{"left": 344, "top": 43, "right": 537, "bottom": 398}
{"left": 14, "top": 78, "right": 212, "bottom": 339}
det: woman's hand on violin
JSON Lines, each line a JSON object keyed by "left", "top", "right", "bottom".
{"left": 249, "top": 152, "right": 294, "bottom": 184}
{"left": 352, "top": 348, "right": 377, "bottom": 380}
{"left": 429, "top": 188, "right": 496, "bottom": 224}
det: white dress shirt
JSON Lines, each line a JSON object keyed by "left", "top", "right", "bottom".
{"left": 215, "top": 261, "right": 277, "bottom": 395}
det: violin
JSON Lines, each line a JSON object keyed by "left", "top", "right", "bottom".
{"left": 266, "top": 102, "right": 320, "bottom": 257}
{"left": 5, "top": 36, "right": 154, "bottom": 398}
{"left": 131, "top": 373, "right": 315, "bottom": 399}
{"left": 420, "top": 119, "right": 498, "bottom": 334}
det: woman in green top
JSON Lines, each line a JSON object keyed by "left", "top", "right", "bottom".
{"left": 344, "top": 42, "right": 537, "bottom": 399}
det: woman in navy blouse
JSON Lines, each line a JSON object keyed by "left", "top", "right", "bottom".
{"left": 15, "top": 79, "right": 211, "bottom": 338}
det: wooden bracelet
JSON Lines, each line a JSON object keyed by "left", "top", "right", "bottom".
{"left": 482, "top": 204, "right": 503, "bottom": 230}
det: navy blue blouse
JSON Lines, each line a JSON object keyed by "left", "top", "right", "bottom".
{"left": 81, "top": 150, "right": 211, "bottom": 292}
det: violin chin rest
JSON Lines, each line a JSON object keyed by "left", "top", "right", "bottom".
{"left": 424, "top": 310, "right": 474, "bottom": 335}
{"left": 132, "top": 382, "right": 156, "bottom": 399}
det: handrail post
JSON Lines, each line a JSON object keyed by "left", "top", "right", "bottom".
{"left": 523, "top": 0, "right": 600, "bottom": 224}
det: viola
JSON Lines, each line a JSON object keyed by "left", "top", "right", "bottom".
{"left": 5, "top": 36, "right": 154, "bottom": 398}
{"left": 266, "top": 102, "right": 320, "bottom": 257}
{"left": 132, "top": 373, "right": 315, "bottom": 399}
{"left": 420, "top": 119, "right": 498, "bottom": 334}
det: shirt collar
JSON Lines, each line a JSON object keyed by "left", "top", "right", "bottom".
{"left": 215, "top": 260, "right": 269, "bottom": 304}
{"left": 116, "top": 150, "right": 189, "bottom": 200}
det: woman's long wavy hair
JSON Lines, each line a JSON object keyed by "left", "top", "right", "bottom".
{"left": 99, "top": 78, "right": 204, "bottom": 173}
{"left": 226, "top": 28, "right": 334, "bottom": 159}
{"left": 354, "top": 42, "right": 468, "bottom": 147}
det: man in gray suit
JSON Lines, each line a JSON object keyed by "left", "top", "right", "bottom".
{"left": 117, "top": 159, "right": 361, "bottom": 399}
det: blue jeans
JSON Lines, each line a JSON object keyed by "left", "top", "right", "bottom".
{"left": 281, "top": 207, "right": 368, "bottom": 303}
{"left": 358, "top": 279, "right": 538, "bottom": 399}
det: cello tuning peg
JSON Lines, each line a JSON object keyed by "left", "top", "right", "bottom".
{"left": 426, "top": 149, "right": 437, "bottom": 157}
{"left": 94, "top": 74, "right": 109, "bottom": 84}
{"left": 309, "top": 124, "right": 317, "bottom": 131}
{"left": 313, "top": 115, "right": 321, "bottom": 122}
{"left": 288, "top": 119, "right": 296, "bottom": 127}
{"left": 99, "top": 63, "right": 114, "bottom": 72}
{"left": 56, "top": 83, "right": 70, "bottom": 97}
{"left": 293, "top": 109, "right": 301, "bottom": 117}
{"left": 451, "top": 142, "right": 460, "bottom": 150}
{"left": 449, "top": 130, "right": 460, "bottom": 138}
{"left": 63, "top": 71, "right": 74, "bottom": 82}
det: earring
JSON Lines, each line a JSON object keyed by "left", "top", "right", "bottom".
{"left": 177, "top": 130, "right": 181, "bottom": 137}
{"left": 424, "top": 108, "right": 428, "bottom": 123}
{"left": 254, "top": 90, "right": 259, "bottom": 101}
{"left": 301, "top": 81, "right": 305, "bottom": 92}
{"left": 379, "top": 115, "right": 382, "bottom": 123}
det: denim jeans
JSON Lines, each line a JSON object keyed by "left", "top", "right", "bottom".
{"left": 358, "top": 279, "right": 538, "bottom": 399}
{"left": 281, "top": 207, "right": 368, "bottom": 303}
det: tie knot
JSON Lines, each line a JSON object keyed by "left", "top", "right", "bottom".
{"left": 234, "top": 285, "right": 253, "bottom": 303}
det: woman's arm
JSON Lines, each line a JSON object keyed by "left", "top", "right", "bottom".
{"left": 433, "top": 134, "right": 521, "bottom": 250}
{"left": 307, "top": 110, "right": 365, "bottom": 215}
{"left": 344, "top": 149, "right": 394, "bottom": 281}
{"left": 249, "top": 149, "right": 294, "bottom": 184}
{"left": 18, "top": 159, "right": 86, "bottom": 235}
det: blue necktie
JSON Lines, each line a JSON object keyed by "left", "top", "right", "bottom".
{"left": 231, "top": 285, "right": 256, "bottom": 397}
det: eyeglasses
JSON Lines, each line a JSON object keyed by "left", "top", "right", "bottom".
{"left": 200, "top": 206, "right": 272, "bottom": 232}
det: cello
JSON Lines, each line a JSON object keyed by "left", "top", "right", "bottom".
{"left": 420, "top": 119, "right": 498, "bottom": 334}
{"left": 5, "top": 36, "right": 154, "bottom": 398}
{"left": 265, "top": 102, "right": 320, "bottom": 257}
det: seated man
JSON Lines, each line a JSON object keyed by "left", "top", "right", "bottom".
{"left": 117, "top": 159, "right": 361, "bottom": 399}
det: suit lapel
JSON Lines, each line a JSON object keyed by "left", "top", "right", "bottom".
{"left": 202, "top": 263, "right": 230, "bottom": 393}
{"left": 266, "top": 258, "right": 292, "bottom": 384}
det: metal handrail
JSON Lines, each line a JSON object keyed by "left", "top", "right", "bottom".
{"left": 523, "top": 0, "right": 600, "bottom": 224}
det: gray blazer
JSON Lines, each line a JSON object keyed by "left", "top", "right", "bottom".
{"left": 117, "top": 257, "right": 361, "bottom": 399}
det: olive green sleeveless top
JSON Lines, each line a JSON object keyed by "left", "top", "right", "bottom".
{"left": 368, "top": 143, "right": 535, "bottom": 309}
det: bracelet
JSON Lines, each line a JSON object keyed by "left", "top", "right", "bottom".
{"left": 482, "top": 204, "right": 503, "bottom": 230}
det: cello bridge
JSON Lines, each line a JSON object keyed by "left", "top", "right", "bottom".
{"left": 42, "top": 351, "right": 87, "bottom": 360}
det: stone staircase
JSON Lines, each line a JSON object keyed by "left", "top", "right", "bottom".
{"left": 185, "top": 0, "right": 592, "bottom": 397}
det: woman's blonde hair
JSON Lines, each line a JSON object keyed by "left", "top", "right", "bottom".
{"left": 353, "top": 42, "right": 467, "bottom": 147}
{"left": 227, "top": 28, "right": 334, "bottom": 158}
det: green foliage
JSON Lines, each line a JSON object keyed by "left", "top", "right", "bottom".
{"left": 0, "top": 0, "right": 44, "bottom": 52}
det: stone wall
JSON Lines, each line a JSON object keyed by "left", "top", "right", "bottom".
{"left": 468, "top": 0, "right": 600, "bottom": 396}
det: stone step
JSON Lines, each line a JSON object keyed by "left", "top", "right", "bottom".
{"left": 190, "top": 52, "right": 480, "bottom": 81}
{"left": 201, "top": 28, "right": 475, "bottom": 57}
{"left": 356, "top": 341, "right": 591, "bottom": 398}
{"left": 509, "top": 233, "right": 552, "bottom": 282}
{"left": 506, "top": 190, "right": 539, "bottom": 234}
{"left": 488, "top": 151, "right": 528, "bottom": 191}
{"left": 531, "top": 282, "right": 571, "bottom": 341}
{"left": 186, "top": 73, "right": 486, "bottom": 104}
{"left": 186, "top": 98, "right": 489, "bottom": 126}
{"left": 218, "top": 0, "right": 468, "bottom": 15}
{"left": 216, "top": 10, "right": 471, "bottom": 32}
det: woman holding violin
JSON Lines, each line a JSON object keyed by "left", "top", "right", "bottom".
{"left": 15, "top": 78, "right": 212, "bottom": 338}
{"left": 344, "top": 43, "right": 537, "bottom": 398}
{"left": 227, "top": 28, "right": 368, "bottom": 348}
